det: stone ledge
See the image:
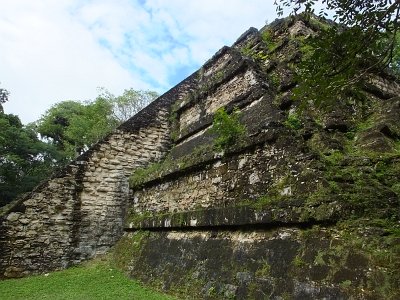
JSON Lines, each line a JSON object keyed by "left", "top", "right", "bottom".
{"left": 173, "top": 47, "right": 249, "bottom": 115}
{"left": 125, "top": 199, "right": 344, "bottom": 230}
{"left": 129, "top": 126, "right": 283, "bottom": 191}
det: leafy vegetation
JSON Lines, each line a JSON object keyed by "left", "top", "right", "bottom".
{"left": 261, "top": 29, "right": 281, "bottom": 53}
{"left": 97, "top": 88, "right": 158, "bottom": 124}
{"left": 274, "top": 1, "right": 400, "bottom": 108}
{"left": 0, "top": 258, "right": 175, "bottom": 300}
{"left": 211, "top": 107, "right": 246, "bottom": 151}
{"left": 35, "top": 89, "right": 158, "bottom": 159}
{"left": 0, "top": 84, "right": 10, "bottom": 112}
{"left": 0, "top": 87, "right": 157, "bottom": 207}
{"left": 129, "top": 144, "right": 212, "bottom": 189}
{"left": 0, "top": 112, "right": 60, "bottom": 206}
{"left": 284, "top": 111, "right": 302, "bottom": 129}
{"left": 240, "top": 44, "right": 268, "bottom": 61}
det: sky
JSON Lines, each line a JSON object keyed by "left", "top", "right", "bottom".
{"left": 1, "top": 0, "right": 282, "bottom": 124}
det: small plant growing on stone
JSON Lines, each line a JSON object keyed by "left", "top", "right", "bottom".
{"left": 211, "top": 107, "right": 246, "bottom": 151}
{"left": 261, "top": 29, "right": 279, "bottom": 52}
{"left": 293, "top": 255, "right": 306, "bottom": 267}
{"left": 340, "top": 280, "right": 352, "bottom": 288}
{"left": 240, "top": 44, "right": 268, "bottom": 61}
{"left": 284, "top": 111, "right": 302, "bottom": 130}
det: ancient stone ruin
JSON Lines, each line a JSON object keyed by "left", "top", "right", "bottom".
{"left": 1, "top": 15, "right": 400, "bottom": 299}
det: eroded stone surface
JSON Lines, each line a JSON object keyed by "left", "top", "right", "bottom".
{"left": 0, "top": 82, "right": 185, "bottom": 277}
{"left": 119, "top": 225, "right": 397, "bottom": 300}
{"left": 1, "top": 14, "right": 399, "bottom": 300}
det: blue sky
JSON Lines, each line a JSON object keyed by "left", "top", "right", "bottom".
{"left": 1, "top": 0, "right": 282, "bottom": 124}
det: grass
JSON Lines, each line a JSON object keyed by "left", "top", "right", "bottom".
{"left": 0, "top": 259, "right": 176, "bottom": 300}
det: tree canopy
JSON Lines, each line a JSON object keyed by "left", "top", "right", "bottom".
{"left": 0, "top": 112, "right": 60, "bottom": 207}
{"left": 274, "top": 0, "right": 400, "bottom": 107}
{"left": 1, "top": 88, "right": 157, "bottom": 207}
{"left": 35, "top": 98, "right": 117, "bottom": 159}
{"left": 35, "top": 88, "right": 158, "bottom": 160}
{"left": 0, "top": 85, "right": 10, "bottom": 113}
{"left": 97, "top": 88, "right": 158, "bottom": 123}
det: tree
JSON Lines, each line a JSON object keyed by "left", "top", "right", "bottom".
{"left": 275, "top": 0, "right": 399, "bottom": 35}
{"left": 0, "top": 112, "right": 59, "bottom": 207}
{"left": 35, "top": 88, "right": 157, "bottom": 159}
{"left": 0, "top": 87, "right": 157, "bottom": 207}
{"left": 0, "top": 85, "right": 10, "bottom": 113}
{"left": 97, "top": 88, "right": 158, "bottom": 123}
{"left": 274, "top": 0, "right": 400, "bottom": 107}
{"left": 35, "top": 101, "right": 85, "bottom": 153}
{"left": 36, "top": 98, "right": 117, "bottom": 159}
{"left": 0, "top": 85, "right": 60, "bottom": 206}
{"left": 64, "top": 97, "right": 118, "bottom": 155}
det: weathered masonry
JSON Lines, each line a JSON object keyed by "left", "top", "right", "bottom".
{"left": 1, "top": 15, "right": 400, "bottom": 299}
{"left": 0, "top": 77, "right": 188, "bottom": 277}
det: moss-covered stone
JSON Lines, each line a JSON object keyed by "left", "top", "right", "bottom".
{"left": 115, "top": 222, "right": 399, "bottom": 299}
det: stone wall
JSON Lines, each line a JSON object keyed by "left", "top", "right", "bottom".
{"left": 1, "top": 14, "right": 400, "bottom": 300}
{"left": 121, "top": 16, "right": 400, "bottom": 299}
{"left": 0, "top": 111, "right": 170, "bottom": 277}
{"left": 121, "top": 227, "right": 391, "bottom": 300}
{"left": 131, "top": 141, "right": 305, "bottom": 216}
{"left": 0, "top": 71, "right": 201, "bottom": 278}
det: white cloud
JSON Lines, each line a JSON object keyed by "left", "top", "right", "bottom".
{"left": 1, "top": 0, "right": 279, "bottom": 124}
{"left": 1, "top": 0, "right": 151, "bottom": 123}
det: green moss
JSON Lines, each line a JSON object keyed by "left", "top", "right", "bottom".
{"left": 129, "top": 144, "right": 214, "bottom": 189}
{"left": 335, "top": 220, "right": 400, "bottom": 299}
{"left": 391, "top": 183, "right": 400, "bottom": 196}
{"left": 170, "top": 130, "right": 179, "bottom": 142}
{"left": 240, "top": 43, "right": 268, "bottom": 61}
{"left": 213, "top": 70, "right": 224, "bottom": 83}
{"left": 340, "top": 280, "right": 352, "bottom": 288}
{"left": 261, "top": 29, "right": 279, "bottom": 52}
{"left": 269, "top": 71, "right": 281, "bottom": 89}
{"left": 314, "top": 251, "right": 327, "bottom": 266}
{"left": 168, "top": 101, "right": 182, "bottom": 142}
{"left": 293, "top": 255, "right": 306, "bottom": 267}
{"left": 322, "top": 150, "right": 345, "bottom": 166}
{"left": 281, "top": 291, "right": 293, "bottom": 300}
{"left": 110, "top": 231, "right": 149, "bottom": 272}
{"left": 129, "top": 160, "right": 169, "bottom": 188}
{"left": 251, "top": 195, "right": 280, "bottom": 210}
{"left": 126, "top": 210, "right": 153, "bottom": 225}
{"left": 255, "top": 263, "right": 271, "bottom": 278}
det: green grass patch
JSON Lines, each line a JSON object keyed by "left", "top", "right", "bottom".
{"left": 0, "top": 259, "right": 176, "bottom": 300}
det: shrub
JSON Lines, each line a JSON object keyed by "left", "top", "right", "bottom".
{"left": 211, "top": 108, "right": 246, "bottom": 151}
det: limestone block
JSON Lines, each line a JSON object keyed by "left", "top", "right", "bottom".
{"left": 6, "top": 212, "right": 21, "bottom": 222}
{"left": 4, "top": 266, "right": 24, "bottom": 278}
{"left": 97, "top": 186, "right": 113, "bottom": 193}
{"left": 98, "top": 163, "right": 111, "bottom": 169}
{"left": 19, "top": 218, "right": 30, "bottom": 225}
{"left": 91, "top": 157, "right": 100, "bottom": 163}
{"left": 249, "top": 172, "right": 260, "bottom": 184}
{"left": 111, "top": 146, "right": 125, "bottom": 152}
{"left": 23, "top": 198, "right": 36, "bottom": 206}
{"left": 109, "top": 159, "right": 120, "bottom": 165}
